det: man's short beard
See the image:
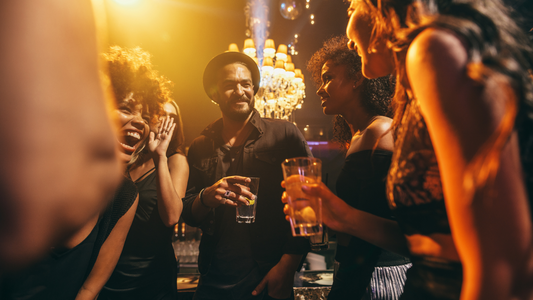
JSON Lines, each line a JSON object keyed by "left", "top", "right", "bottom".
{"left": 219, "top": 95, "right": 255, "bottom": 122}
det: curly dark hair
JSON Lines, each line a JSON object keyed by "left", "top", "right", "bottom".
{"left": 103, "top": 46, "right": 171, "bottom": 124}
{"left": 103, "top": 46, "right": 173, "bottom": 166}
{"left": 307, "top": 35, "right": 395, "bottom": 149}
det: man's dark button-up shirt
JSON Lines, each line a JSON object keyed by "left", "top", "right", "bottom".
{"left": 182, "top": 109, "right": 312, "bottom": 275}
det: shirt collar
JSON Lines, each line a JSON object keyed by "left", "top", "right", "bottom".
{"left": 201, "top": 109, "right": 264, "bottom": 139}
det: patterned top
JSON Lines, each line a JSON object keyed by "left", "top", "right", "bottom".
{"left": 387, "top": 98, "right": 451, "bottom": 235}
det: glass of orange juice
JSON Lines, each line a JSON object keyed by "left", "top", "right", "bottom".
{"left": 281, "top": 157, "right": 322, "bottom": 237}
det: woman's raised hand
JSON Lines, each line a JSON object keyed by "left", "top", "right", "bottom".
{"left": 148, "top": 116, "right": 176, "bottom": 157}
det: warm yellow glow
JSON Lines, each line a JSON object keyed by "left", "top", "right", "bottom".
{"left": 264, "top": 39, "right": 276, "bottom": 58}
{"left": 265, "top": 39, "right": 275, "bottom": 49}
{"left": 91, "top": 0, "right": 109, "bottom": 50}
{"left": 285, "top": 62, "right": 295, "bottom": 78}
{"left": 276, "top": 44, "right": 288, "bottom": 61}
{"left": 244, "top": 38, "right": 255, "bottom": 50}
{"left": 113, "top": 0, "right": 141, "bottom": 5}
{"left": 227, "top": 43, "right": 239, "bottom": 52}
{"left": 273, "top": 60, "right": 286, "bottom": 76}
{"left": 285, "top": 63, "right": 295, "bottom": 72}
{"left": 293, "top": 69, "right": 305, "bottom": 82}
{"left": 277, "top": 44, "right": 288, "bottom": 55}
{"left": 243, "top": 39, "right": 256, "bottom": 57}
{"left": 274, "top": 60, "right": 285, "bottom": 70}
{"left": 263, "top": 57, "right": 274, "bottom": 67}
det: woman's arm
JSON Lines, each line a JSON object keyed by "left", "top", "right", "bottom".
{"left": 283, "top": 182, "right": 410, "bottom": 256}
{"left": 406, "top": 27, "right": 532, "bottom": 300}
{"left": 75, "top": 196, "right": 139, "bottom": 300}
{"left": 155, "top": 153, "right": 189, "bottom": 227}
{"left": 149, "top": 116, "right": 189, "bottom": 227}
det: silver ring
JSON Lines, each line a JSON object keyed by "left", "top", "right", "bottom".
{"left": 224, "top": 190, "right": 231, "bottom": 197}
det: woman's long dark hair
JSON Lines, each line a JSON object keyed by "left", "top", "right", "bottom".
{"left": 166, "top": 100, "right": 185, "bottom": 156}
{"left": 356, "top": 0, "right": 533, "bottom": 199}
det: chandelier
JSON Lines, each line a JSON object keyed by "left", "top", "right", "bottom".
{"left": 226, "top": 0, "right": 306, "bottom": 121}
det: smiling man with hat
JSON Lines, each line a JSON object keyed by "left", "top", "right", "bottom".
{"left": 182, "top": 52, "right": 312, "bottom": 300}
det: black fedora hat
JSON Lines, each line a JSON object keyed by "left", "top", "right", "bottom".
{"left": 203, "top": 52, "right": 260, "bottom": 100}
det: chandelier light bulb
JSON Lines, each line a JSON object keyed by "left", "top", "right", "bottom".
{"left": 243, "top": 39, "right": 256, "bottom": 57}
{"left": 276, "top": 44, "right": 288, "bottom": 61}
{"left": 227, "top": 43, "right": 239, "bottom": 52}
{"left": 263, "top": 39, "right": 276, "bottom": 58}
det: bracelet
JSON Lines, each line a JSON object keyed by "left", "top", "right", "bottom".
{"left": 199, "top": 188, "right": 209, "bottom": 208}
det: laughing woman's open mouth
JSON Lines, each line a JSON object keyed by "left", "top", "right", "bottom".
{"left": 119, "top": 129, "right": 144, "bottom": 156}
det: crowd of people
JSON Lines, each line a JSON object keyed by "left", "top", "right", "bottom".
{"left": 0, "top": 0, "right": 531, "bottom": 300}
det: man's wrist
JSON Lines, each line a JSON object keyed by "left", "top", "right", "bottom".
{"left": 198, "top": 188, "right": 210, "bottom": 208}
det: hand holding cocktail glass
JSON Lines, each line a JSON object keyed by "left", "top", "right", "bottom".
{"left": 200, "top": 176, "right": 256, "bottom": 208}
{"left": 281, "top": 157, "right": 323, "bottom": 236}
{"left": 236, "top": 177, "right": 260, "bottom": 223}
{"left": 281, "top": 181, "right": 353, "bottom": 235}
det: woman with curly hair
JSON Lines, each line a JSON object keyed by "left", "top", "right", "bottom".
{"left": 306, "top": 35, "right": 409, "bottom": 300}
{"left": 99, "top": 47, "right": 189, "bottom": 300}
{"left": 289, "top": 0, "right": 533, "bottom": 299}
{"left": 0, "top": 46, "right": 170, "bottom": 300}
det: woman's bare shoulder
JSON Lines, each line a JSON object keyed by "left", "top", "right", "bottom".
{"left": 349, "top": 117, "right": 393, "bottom": 153}
{"left": 168, "top": 153, "right": 189, "bottom": 171}
{"left": 407, "top": 27, "right": 469, "bottom": 78}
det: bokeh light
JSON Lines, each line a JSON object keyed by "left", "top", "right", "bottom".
{"left": 113, "top": 0, "right": 142, "bottom": 6}
{"left": 279, "top": 0, "right": 305, "bottom": 20}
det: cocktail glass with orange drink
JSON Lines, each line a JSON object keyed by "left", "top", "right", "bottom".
{"left": 281, "top": 157, "right": 323, "bottom": 236}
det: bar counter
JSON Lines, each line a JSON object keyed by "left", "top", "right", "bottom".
{"left": 177, "top": 270, "right": 333, "bottom": 300}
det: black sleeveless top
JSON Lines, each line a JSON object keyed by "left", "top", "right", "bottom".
{"left": 101, "top": 166, "right": 177, "bottom": 300}
{"left": 329, "top": 150, "right": 409, "bottom": 300}
{"left": 1, "top": 220, "right": 100, "bottom": 300}
{"left": 0, "top": 178, "right": 138, "bottom": 300}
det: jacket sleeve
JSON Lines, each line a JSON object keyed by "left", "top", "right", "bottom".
{"left": 181, "top": 139, "right": 216, "bottom": 230}
{"left": 286, "top": 123, "right": 313, "bottom": 159}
